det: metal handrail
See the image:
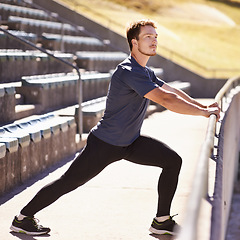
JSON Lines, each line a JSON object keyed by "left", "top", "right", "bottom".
{"left": 0, "top": 26, "right": 83, "bottom": 137}
{"left": 178, "top": 76, "right": 240, "bottom": 240}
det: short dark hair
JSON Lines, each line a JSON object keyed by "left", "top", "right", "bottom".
{"left": 126, "top": 19, "right": 157, "bottom": 51}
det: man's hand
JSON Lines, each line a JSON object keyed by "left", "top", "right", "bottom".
{"left": 204, "top": 106, "right": 220, "bottom": 121}
{"left": 208, "top": 102, "right": 220, "bottom": 110}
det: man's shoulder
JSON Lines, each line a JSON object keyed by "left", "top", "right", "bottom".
{"left": 118, "top": 57, "right": 144, "bottom": 74}
{"left": 119, "top": 57, "right": 132, "bottom": 69}
{"left": 114, "top": 58, "right": 134, "bottom": 77}
{"left": 113, "top": 55, "right": 149, "bottom": 82}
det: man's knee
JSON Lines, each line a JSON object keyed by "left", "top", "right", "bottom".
{"left": 175, "top": 153, "right": 182, "bottom": 172}
{"left": 165, "top": 152, "right": 182, "bottom": 173}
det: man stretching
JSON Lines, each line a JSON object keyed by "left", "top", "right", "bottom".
{"left": 10, "top": 19, "right": 220, "bottom": 236}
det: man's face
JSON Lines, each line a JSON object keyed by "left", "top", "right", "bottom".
{"left": 134, "top": 25, "right": 158, "bottom": 56}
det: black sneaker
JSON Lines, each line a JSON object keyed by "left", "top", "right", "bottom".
{"left": 10, "top": 216, "right": 50, "bottom": 235}
{"left": 149, "top": 215, "right": 178, "bottom": 235}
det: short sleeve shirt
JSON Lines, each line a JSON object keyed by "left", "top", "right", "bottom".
{"left": 91, "top": 55, "right": 164, "bottom": 146}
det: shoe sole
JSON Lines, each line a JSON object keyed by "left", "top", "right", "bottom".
{"left": 149, "top": 226, "right": 176, "bottom": 235}
{"left": 10, "top": 225, "right": 50, "bottom": 236}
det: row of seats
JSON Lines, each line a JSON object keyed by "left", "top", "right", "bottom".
{"left": 20, "top": 72, "right": 79, "bottom": 106}
{"left": 0, "top": 30, "right": 38, "bottom": 50}
{"left": 75, "top": 51, "right": 128, "bottom": 72}
{"left": 0, "top": 71, "right": 111, "bottom": 125}
{"left": 1, "top": 0, "right": 32, "bottom": 8}
{"left": 18, "top": 71, "right": 111, "bottom": 106}
{"left": 0, "top": 49, "right": 74, "bottom": 83}
{"left": 0, "top": 50, "right": 127, "bottom": 83}
{"left": 0, "top": 29, "right": 107, "bottom": 53}
{"left": 0, "top": 2, "right": 54, "bottom": 21}
{"left": 41, "top": 33, "right": 110, "bottom": 52}
{"left": 7, "top": 15, "right": 80, "bottom": 36}
{"left": 0, "top": 114, "right": 77, "bottom": 196}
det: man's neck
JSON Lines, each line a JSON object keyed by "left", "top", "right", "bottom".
{"left": 131, "top": 52, "right": 150, "bottom": 67}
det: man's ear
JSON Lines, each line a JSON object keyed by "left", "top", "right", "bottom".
{"left": 132, "top": 38, "right": 138, "bottom": 47}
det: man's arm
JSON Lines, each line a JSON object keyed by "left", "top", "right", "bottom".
{"left": 144, "top": 86, "right": 220, "bottom": 120}
{"left": 161, "top": 83, "right": 217, "bottom": 109}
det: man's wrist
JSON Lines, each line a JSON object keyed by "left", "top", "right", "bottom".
{"left": 200, "top": 108, "right": 208, "bottom": 117}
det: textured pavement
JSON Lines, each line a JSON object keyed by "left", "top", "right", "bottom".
{"left": 0, "top": 103, "right": 212, "bottom": 240}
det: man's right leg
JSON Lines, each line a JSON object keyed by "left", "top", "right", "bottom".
{"left": 11, "top": 133, "right": 123, "bottom": 235}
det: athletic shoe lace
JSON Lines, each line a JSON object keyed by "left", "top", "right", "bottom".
{"left": 28, "top": 217, "right": 43, "bottom": 229}
{"left": 170, "top": 214, "right": 178, "bottom": 222}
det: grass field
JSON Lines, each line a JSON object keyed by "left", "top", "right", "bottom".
{"left": 59, "top": 0, "right": 240, "bottom": 78}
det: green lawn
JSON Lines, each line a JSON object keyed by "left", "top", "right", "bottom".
{"left": 59, "top": 0, "right": 240, "bottom": 78}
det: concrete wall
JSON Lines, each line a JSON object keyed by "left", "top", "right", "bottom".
{"left": 33, "top": 0, "right": 227, "bottom": 98}
{"left": 211, "top": 89, "right": 240, "bottom": 240}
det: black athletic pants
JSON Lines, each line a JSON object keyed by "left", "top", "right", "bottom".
{"left": 21, "top": 133, "right": 182, "bottom": 217}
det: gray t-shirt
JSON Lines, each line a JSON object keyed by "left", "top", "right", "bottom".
{"left": 91, "top": 55, "right": 164, "bottom": 146}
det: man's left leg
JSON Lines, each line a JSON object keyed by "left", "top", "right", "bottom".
{"left": 125, "top": 135, "right": 182, "bottom": 235}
